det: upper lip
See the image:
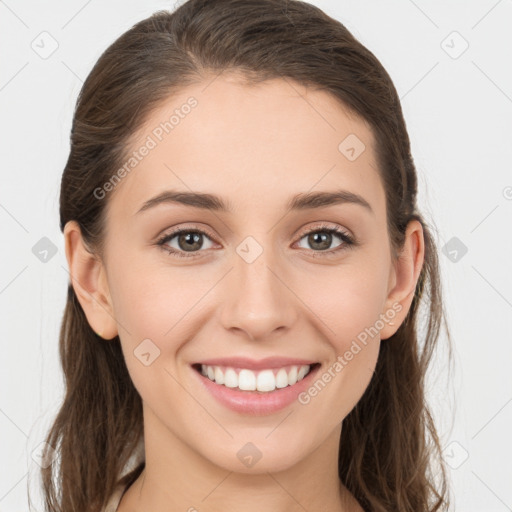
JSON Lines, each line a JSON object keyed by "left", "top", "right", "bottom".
{"left": 193, "top": 357, "right": 318, "bottom": 371}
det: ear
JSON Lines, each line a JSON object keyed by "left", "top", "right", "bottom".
{"left": 380, "top": 219, "right": 425, "bottom": 340}
{"left": 63, "top": 220, "right": 119, "bottom": 340}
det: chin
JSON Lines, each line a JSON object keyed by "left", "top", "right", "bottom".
{"left": 201, "top": 435, "right": 315, "bottom": 475}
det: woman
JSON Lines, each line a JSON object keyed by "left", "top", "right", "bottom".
{"left": 40, "top": 0, "right": 452, "bottom": 510}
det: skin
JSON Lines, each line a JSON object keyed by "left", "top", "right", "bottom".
{"left": 64, "top": 72, "right": 424, "bottom": 512}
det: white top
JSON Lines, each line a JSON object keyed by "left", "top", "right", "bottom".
{"left": 103, "top": 482, "right": 129, "bottom": 512}
{"left": 102, "top": 439, "right": 144, "bottom": 511}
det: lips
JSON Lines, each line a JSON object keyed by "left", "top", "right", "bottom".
{"left": 191, "top": 360, "right": 322, "bottom": 415}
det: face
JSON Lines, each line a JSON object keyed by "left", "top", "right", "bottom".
{"left": 70, "top": 73, "right": 415, "bottom": 475}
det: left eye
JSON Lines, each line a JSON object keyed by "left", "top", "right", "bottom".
{"left": 157, "top": 229, "right": 216, "bottom": 258}
{"left": 156, "top": 224, "right": 355, "bottom": 259}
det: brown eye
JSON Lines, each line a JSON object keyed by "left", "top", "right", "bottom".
{"left": 157, "top": 228, "right": 215, "bottom": 258}
{"left": 294, "top": 223, "right": 356, "bottom": 258}
{"left": 175, "top": 231, "right": 204, "bottom": 252}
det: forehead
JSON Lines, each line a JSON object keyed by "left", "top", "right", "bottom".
{"left": 107, "top": 74, "right": 385, "bottom": 219}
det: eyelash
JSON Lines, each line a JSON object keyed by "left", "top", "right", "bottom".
{"left": 155, "top": 222, "right": 357, "bottom": 260}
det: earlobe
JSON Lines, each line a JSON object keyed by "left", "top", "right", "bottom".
{"left": 380, "top": 220, "right": 425, "bottom": 340}
{"left": 63, "top": 220, "right": 119, "bottom": 340}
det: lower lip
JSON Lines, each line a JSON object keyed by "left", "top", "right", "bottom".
{"left": 192, "top": 364, "right": 321, "bottom": 415}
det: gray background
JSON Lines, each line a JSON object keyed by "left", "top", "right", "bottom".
{"left": 0, "top": 0, "right": 511, "bottom": 510}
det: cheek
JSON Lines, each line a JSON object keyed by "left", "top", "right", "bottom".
{"left": 107, "top": 255, "right": 214, "bottom": 393}
{"left": 296, "top": 260, "right": 389, "bottom": 348}
{"left": 107, "top": 260, "right": 196, "bottom": 406}
{"left": 107, "top": 249, "right": 208, "bottom": 340}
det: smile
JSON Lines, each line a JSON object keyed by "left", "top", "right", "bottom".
{"left": 191, "top": 362, "right": 322, "bottom": 415}
{"left": 195, "top": 363, "right": 317, "bottom": 393}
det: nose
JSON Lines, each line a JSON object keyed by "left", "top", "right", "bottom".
{"left": 219, "top": 243, "right": 298, "bottom": 342}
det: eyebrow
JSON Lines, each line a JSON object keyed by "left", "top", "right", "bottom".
{"left": 135, "top": 188, "right": 374, "bottom": 216}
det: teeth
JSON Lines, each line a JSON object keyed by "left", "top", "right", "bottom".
{"left": 297, "top": 365, "right": 308, "bottom": 380}
{"left": 275, "top": 368, "right": 288, "bottom": 388}
{"left": 288, "top": 366, "right": 298, "bottom": 385}
{"left": 214, "top": 366, "right": 224, "bottom": 385}
{"left": 199, "top": 364, "right": 312, "bottom": 392}
{"left": 224, "top": 368, "right": 238, "bottom": 388}
{"left": 239, "top": 369, "right": 256, "bottom": 391}
{"left": 257, "top": 370, "right": 276, "bottom": 392}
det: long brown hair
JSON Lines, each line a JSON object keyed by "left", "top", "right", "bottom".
{"left": 39, "top": 0, "right": 453, "bottom": 510}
